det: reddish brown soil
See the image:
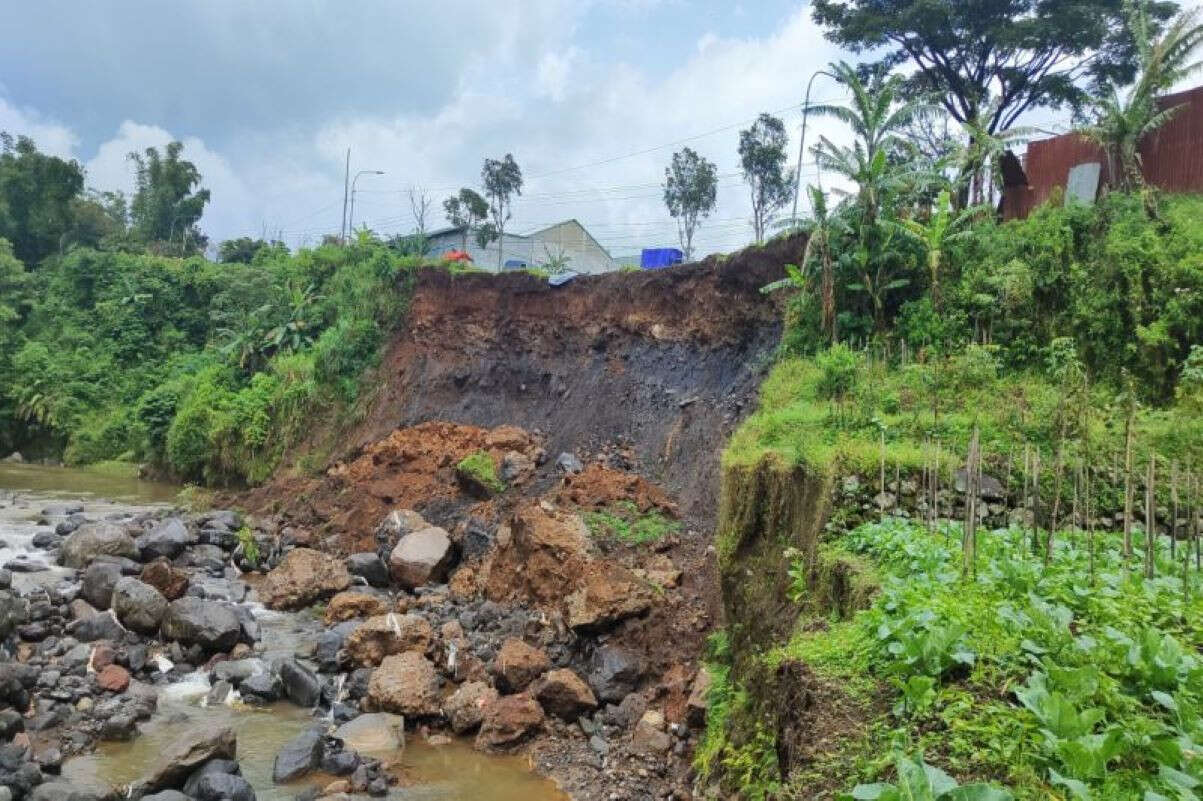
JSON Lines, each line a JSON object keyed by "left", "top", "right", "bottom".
{"left": 556, "top": 463, "right": 678, "bottom": 516}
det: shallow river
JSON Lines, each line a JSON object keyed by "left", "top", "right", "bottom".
{"left": 0, "top": 462, "right": 567, "bottom": 801}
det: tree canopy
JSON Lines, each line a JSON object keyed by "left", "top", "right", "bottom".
{"left": 481, "top": 154, "right": 523, "bottom": 268}
{"left": 0, "top": 133, "right": 85, "bottom": 265}
{"left": 128, "top": 141, "right": 211, "bottom": 255}
{"left": 442, "top": 187, "right": 490, "bottom": 251}
{"left": 663, "top": 147, "right": 718, "bottom": 262}
{"left": 811, "top": 0, "right": 1180, "bottom": 136}
{"left": 738, "top": 113, "right": 796, "bottom": 243}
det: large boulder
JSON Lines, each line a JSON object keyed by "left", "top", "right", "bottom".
{"left": 29, "top": 785, "right": 105, "bottom": 801}
{"left": 564, "top": 561, "right": 653, "bottom": 632}
{"left": 160, "top": 598, "right": 241, "bottom": 652}
{"left": 272, "top": 726, "right": 323, "bottom": 783}
{"left": 588, "top": 645, "right": 643, "bottom": 704}
{"left": 443, "top": 681, "right": 498, "bottom": 734}
{"left": 343, "top": 613, "right": 433, "bottom": 667}
{"left": 111, "top": 577, "right": 168, "bottom": 634}
{"left": 190, "top": 772, "right": 254, "bottom": 801}
{"left": 67, "top": 609, "right": 125, "bottom": 642}
{"left": 491, "top": 638, "right": 549, "bottom": 692}
{"left": 534, "top": 668, "right": 598, "bottom": 720}
{"left": 79, "top": 561, "right": 124, "bottom": 610}
{"left": 475, "top": 693, "right": 544, "bottom": 751}
{"left": 388, "top": 527, "right": 454, "bottom": 590}
{"left": 140, "top": 558, "right": 189, "bottom": 601}
{"left": 131, "top": 723, "right": 237, "bottom": 795}
{"left": 61, "top": 523, "right": 136, "bottom": 569}
{"left": 278, "top": 658, "right": 322, "bottom": 708}
{"left": 135, "top": 518, "right": 194, "bottom": 561}
{"left": 366, "top": 652, "right": 440, "bottom": 717}
{"left": 333, "top": 712, "right": 405, "bottom": 754}
{"left": 258, "top": 548, "right": 350, "bottom": 610}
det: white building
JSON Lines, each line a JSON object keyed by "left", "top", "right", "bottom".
{"left": 424, "top": 218, "right": 615, "bottom": 274}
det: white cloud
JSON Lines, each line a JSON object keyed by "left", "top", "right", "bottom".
{"left": 536, "top": 48, "right": 580, "bottom": 102}
{"left": 0, "top": 98, "right": 79, "bottom": 159}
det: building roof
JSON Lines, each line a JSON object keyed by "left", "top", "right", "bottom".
{"left": 427, "top": 218, "right": 609, "bottom": 253}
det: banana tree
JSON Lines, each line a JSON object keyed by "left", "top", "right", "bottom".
{"left": 894, "top": 189, "right": 979, "bottom": 310}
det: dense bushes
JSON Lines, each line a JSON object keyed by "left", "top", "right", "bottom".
{"left": 0, "top": 237, "right": 430, "bottom": 484}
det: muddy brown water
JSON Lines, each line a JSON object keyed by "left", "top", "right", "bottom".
{"left": 2, "top": 464, "right": 567, "bottom": 801}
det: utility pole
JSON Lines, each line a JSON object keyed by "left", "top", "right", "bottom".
{"left": 790, "top": 68, "right": 837, "bottom": 226}
{"left": 340, "top": 148, "right": 350, "bottom": 244}
{"left": 348, "top": 169, "right": 386, "bottom": 240}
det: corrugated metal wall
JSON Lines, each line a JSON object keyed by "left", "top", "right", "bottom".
{"left": 1003, "top": 85, "right": 1203, "bottom": 219}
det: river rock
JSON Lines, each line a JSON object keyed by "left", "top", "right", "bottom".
{"left": 160, "top": 598, "right": 241, "bottom": 652}
{"left": 132, "top": 723, "right": 237, "bottom": 795}
{"left": 278, "top": 658, "right": 322, "bottom": 708}
{"left": 345, "top": 554, "right": 388, "bottom": 589}
{"left": 388, "top": 527, "right": 454, "bottom": 590}
{"left": 135, "top": 518, "right": 193, "bottom": 561}
{"left": 60, "top": 522, "right": 136, "bottom": 568}
{"left": 258, "top": 548, "right": 350, "bottom": 610}
{"left": 344, "top": 613, "right": 433, "bottom": 667}
{"left": 334, "top": 712, "right": 405, "bottom": 753}
{"left": 491, "top": 638, "right": 549, "bottom": 692}
{"left": 28, "top": 784, "right": 104, "bottom": 801}
{"left": 140, "top": 558, "right": 189, "bottom": 600}
{"left": 367, "top": 652, "right": 440, "bottom": 717}
{"left": 111, "top": 577, "right": 168, "bottom": 634}
{"left": 79, "top": 561, "right": 123, "bottom": 610}
{"left": 182, "top": 760, "right": 241, "bottom": 798}
{"left": 96, "top": 664, "right": 130, "bottom": 693}
{"left": 239, "top": 672, "right": 282, "bottom": 703}
{"left": 272, "top": 726, "right": 323, "bottom": 783}
{"left": 534, "top": 668, "right": 598, "bottom": 720}
{"left": 67, "top": 609, "right": 125, "bottom": 642}
{"left": 31, "top": 531, "right": 63, "bottom": 549}
{"left": 631, "top": 709, "right": 672, "bottom": 754}
{"left": 324, "top": 591, "right": 388, "bottom": 624}
{"left": 686, "top": 666, "right": 712, "bottom": 727}
{"left": 0, "top": 592, "right": 26, "bottom": 639}
{"left": 555, "top": 452, "right": 584, "bottom": 474}
{"left": 443, "top": 681, "right": 498, "bottom": 734}
{"left": 191, "top": 770, "right": 255, "bottom": 801}
{"left": 143, "top": 792, "right": 193, "bottom": 801}
{"left": 475, "top": 693, "right": 544, "bottom": 751}
{"left": 588, "top": 645, "right": 642, "bottom": 703}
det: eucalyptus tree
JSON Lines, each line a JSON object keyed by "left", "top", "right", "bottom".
{"left": 481, "top": 154, "right": 523, "bottom": 269}
{"left": 663, "top": 147, "right": 718, "bottom": 262}
{"left": 738, "top": 113, "right": 796, "bottom": 243}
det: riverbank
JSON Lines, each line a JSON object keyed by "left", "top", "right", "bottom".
{"left": 0, "top": 423, "right": 710, "bottom": 801}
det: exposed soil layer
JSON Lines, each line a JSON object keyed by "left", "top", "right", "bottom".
{"left": 245, "top": 235, "right": 795, "bottom": 528}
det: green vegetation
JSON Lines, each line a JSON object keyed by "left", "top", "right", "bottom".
{"left": 456, "top": 450, "right": 506, "bottom": 495}
{"left": 583, "top": 500, "right": 682, "bottom": 545}
{"left": 0, "top": 229, "right": 431, "bottom": 484}
{"left": 769, "top": 517, "right": 1203, "bottom": 800}
{"left": 235, "top": 525, "right": 260, "bottom": 568}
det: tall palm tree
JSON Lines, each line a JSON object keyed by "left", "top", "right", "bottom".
{"left": 808, "top": 62, "right": 934, "bottom": 225}
{"left": 1080, "top": 3, "right": 1203, "bottom": 192}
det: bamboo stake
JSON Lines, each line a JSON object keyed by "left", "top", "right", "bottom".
{"left": 1146, "top": 456, "right": 1156, "bottom": 580}
{"left": 1171, "top": 460, "right": 1179, "bottom": 562}
{"left": 963, "top": 427, "right": 980, "bottom": 580}
{"left": 1123, "top": 405, "right": 1135, "bottom": 562}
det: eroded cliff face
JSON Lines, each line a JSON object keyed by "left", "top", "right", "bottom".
{"left": 279, "top": 235, "right": 798, "bottom": 525}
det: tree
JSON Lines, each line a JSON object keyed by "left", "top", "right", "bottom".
{"left": 663, "top": 147, "right": 718, "bottom": 262}
{"left": 1079, "top": 4, "right": 1203, "bottom": 192}
{"left": 442, "top": 188, "right": 489, "bottom": 251}
{"left": 128, "top": 141, "right": 211, "bottom": 255}
{"left": 811, "top": 0, "right": 1178, "bottom": 139}
{"left": 739, "top": 113, "right": 796, "bottom": 243}
{"left": 895, "top": 189, "right": 978, "bottom": 308}
{"left": 0, "top": 133, "right": 85, "bottom": 265}
{"left": 409, "top": 186, "right": 432, "bottom": 238}
{"left": 481, "top": 154, "right": 523, "bottom": 269}
{"left": 219, "top": 237, "right": 274, "bottom": 264}
{"left": 63, "top": 189, "right": 129, "bottom": 251}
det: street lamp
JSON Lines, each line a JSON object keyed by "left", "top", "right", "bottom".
{"left": 347, "top": 169, "right": 385, "bottom": 242}
{"left": 790, "top": 68, "right": 838, "bottom": 226}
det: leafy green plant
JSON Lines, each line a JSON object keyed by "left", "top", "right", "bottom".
{"left": 236, "top": 526, "right": 260, "bottom": 569}
{"left": 583, "top": 500, "right": 681, "bottom": 546}
{"left": 840, "top": 751, "right": 1012, "bottom": 801}
{"left": 456, "top": 450, "right": 505, "bottom": 494}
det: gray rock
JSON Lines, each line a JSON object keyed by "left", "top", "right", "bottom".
{"left": 345, "top": 553, "right": 389, "bottom": 588}
{"left": 278, "top": 658, "right": 322, "bottom": 708}
{"left": 29, "top": 783, "right": 105, "bottom": 801}
{"left": 211, "top": 658, "right": 268, "bottom": 685}
{"left": 131, "top": 723, "right": 237, "bottom": 795}
{"left": 387, "top": 527, "right": 453, "bottom": 590}
{"left": 182, "top": 759, "right": 240, "bottom": 797}
{"left": 588, "top": 645, "right": 642, "bottom": 703}
{"left": 31, "top": 531, "right": 64, "bottom": 549}
{"left": 0, "top": 569, "right": 10, "bottom": 590}
{"left": 143, "top": 792, "right": 194, "bottom": 801}
{"left": 272, "top": 726, "right": 323, "bottom": 783}
{"left": 67, "top": 609, "right": 125, "bottom": 642}
{"left": 136, "top": 518, "right": 194, "bottom": 561}
{"left": 160, "top": 598, "right": 241, "bottom": 652}
{"left": 334, "top": 712, "right": 405, "bottom": 753}
{"left": 111, "top": 577, "right": 168, "bottom": 634}
{"left": 239, "top": 672, "right": 282, "bottom": 703}
{"left": 555, "top": 452, "right": 584, "bottom": 474}
{"left": 192, "top": 771, "right": 255, "bottom": 801}
{"left": 80, "top": 562, "right": 124, "bottom": 611}
{"left": 60, "top": 522, "right": 137, "bottom": 568}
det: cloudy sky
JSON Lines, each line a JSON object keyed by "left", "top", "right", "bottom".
{"left": 1, "top": 1, "right": 1197, "bottom": 259}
